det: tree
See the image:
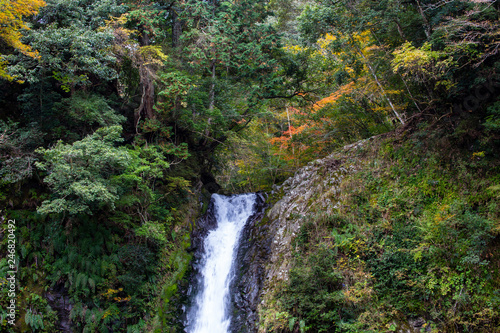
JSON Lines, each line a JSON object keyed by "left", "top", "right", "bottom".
{"left": 158, "top": 0, "right": 283, "bottom": 156}
{"left": 35, "top": 126, "right": 130, "bottom": 216}
{"left": 3, "top": 0, "right": 126, "bottom": 140}
{"left": 299, "top": 3, "right": 406, "bottom": 124}
{"left": 0, "top": 119, "right": 43, "bottom": 183}
{"left": 6, "top": 0, "right": 124, "bottom": 88}
{"left": 0, "top": 0, "right": 45, "bottom": 80}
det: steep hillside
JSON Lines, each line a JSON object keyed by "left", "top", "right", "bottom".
{"left": 256, "top": 122, "right": 500, "bottom": 332}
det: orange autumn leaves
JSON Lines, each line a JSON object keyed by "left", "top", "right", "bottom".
{"left": 270, "top": 82, "right": 355, "bottom": 161}
{"left": 313, "top": 82, "right": 355, "bottom": 111}
{"left": 269, "top": 121, "right": 308, "bottom": 153}
{"left": 0, "top": 0, "right": 45, "bottom": 80}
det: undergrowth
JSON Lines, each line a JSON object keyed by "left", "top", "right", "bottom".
{"left": 0, "top": 191, "right": 195, "bottom": 333}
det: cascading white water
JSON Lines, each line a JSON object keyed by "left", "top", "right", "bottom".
{"left": 187, "top": 193, "right": 256, "bottom": 333}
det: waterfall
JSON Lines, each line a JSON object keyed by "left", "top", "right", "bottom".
{"left": 187, "top": 193, "right": 257, "bottom": 333}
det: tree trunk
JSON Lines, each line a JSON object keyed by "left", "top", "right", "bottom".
{"left": 415, "top": 0, "right": 432, "bottom": 39}
{"left": 140, "top": 25, "right": 150, "bottom": 47}
{"left": 135, "top": 65, "right": 156, "bottom": 132}
{"left": 172, "top": 8, "right": 182, "bottom": 48}
{"left": 134, "top": 26, "right": 157, "bottom": 132}
{"left": 209, "top": 60, "right": 215, "bottom": 111}
{"left": 202, "top": 61, "right": 216, "bottom": 145}
{"left": 351, "top": 37, "right": 405, "bottom": 125}
{"left": 394, "top": 19, "right": 405, "bottom": 40}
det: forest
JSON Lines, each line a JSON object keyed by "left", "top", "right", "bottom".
{"left": 0, "top": 0, "right": 500, "bottom": 332}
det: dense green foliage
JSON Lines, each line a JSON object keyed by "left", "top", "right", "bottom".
{"left": 0, "top": 0, "right": 499, "bottom": 332}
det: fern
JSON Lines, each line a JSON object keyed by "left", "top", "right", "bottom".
{"left": 25, "top": 309, "right": 45, "bottom": 331}
{"left": 75, "top": 272, "right": 87, "bottom": 290}
{"left": 88, "top": 277, "right": 96, "bottom": 293}
{"left": 68, "top": 249, "right": 78, "bottom": 265}
{"left": 127, "top": 319, "right": 146, "bottom": 333}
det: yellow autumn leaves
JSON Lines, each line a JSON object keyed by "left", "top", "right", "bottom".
{"left": 0, "top": 0, "right": 45, "bottom": 80}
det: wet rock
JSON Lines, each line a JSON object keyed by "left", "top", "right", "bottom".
{"left": 229, "top": 192, "right": 269, "bottom": 333}
{"left": 189, "top": 198, "right": 218, "bottom": 254}
{"left": 45, "top": 283, "right": 72, "bottom": 332}
{"left": 201, "top": 171, "right": 221, "bottom": 193}
{"left": 388, "top": 317, "right": 431, "bottom": 333}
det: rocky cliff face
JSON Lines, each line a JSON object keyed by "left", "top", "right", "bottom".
{"left": 262, "top": 152, "right": 356, "bottom": 284}
{"left": 255, "top": 141, "right": 364, "bottom": 332}
{"left": 229, "top": 192, "right": 268, "bottom": 333}
{"left": 231, "top": 139, "right": 368, "bottom": 332}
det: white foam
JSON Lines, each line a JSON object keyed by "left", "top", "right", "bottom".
{"left": 188, "top": 193, "right": 256, "bottom": 333}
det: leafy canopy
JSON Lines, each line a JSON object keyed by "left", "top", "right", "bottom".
{"left": 35, "top": 126, "right": 130, "bottom": 215}
{"left": 0, "top": 0, "right": 46, "bottom": 80}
